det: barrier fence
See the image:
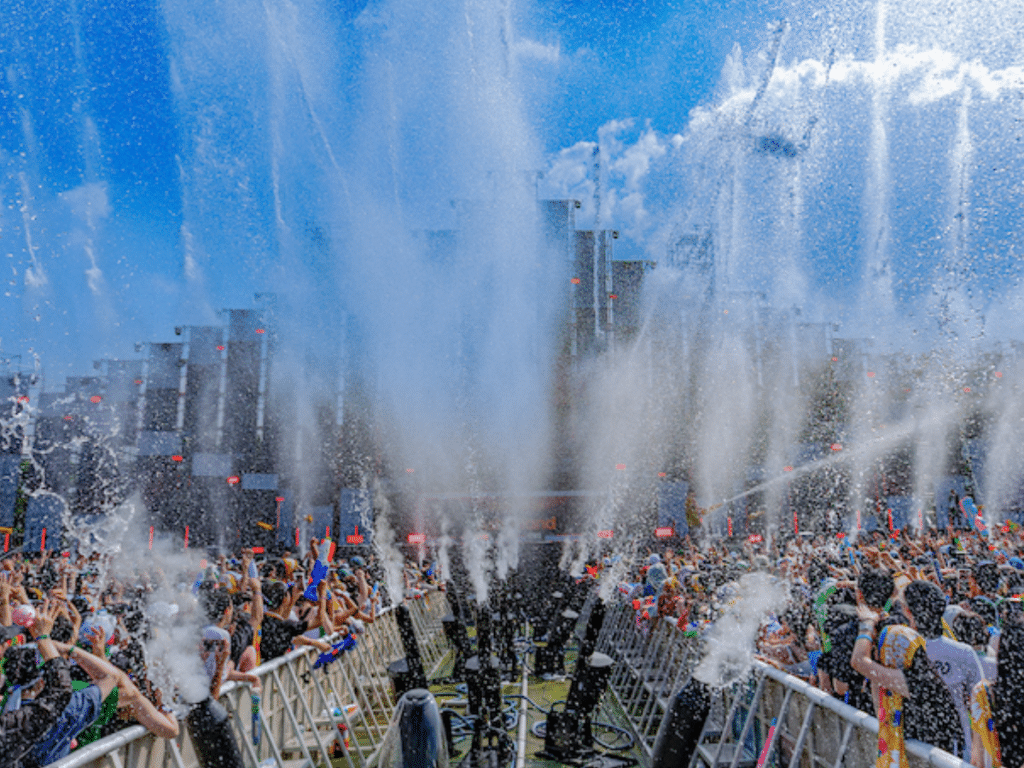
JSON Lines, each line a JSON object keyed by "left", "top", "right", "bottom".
{"left": 45, "top": 591, "right": 979, "bottom": 768}
{"left": 49, "top": 591, "right": 452, "bottom": 768}
{"left": 594, "top": 601, "right": 973, "bottom": 768}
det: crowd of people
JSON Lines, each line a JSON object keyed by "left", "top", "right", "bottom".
{"left": 6, "top": 519, "right": 1024, "bottom": 768}
{"left": 0, "top": 539, "right": 393, "bottom": 768}
{"left": 613, "top": 524, "right": 1024, "bottom": 768}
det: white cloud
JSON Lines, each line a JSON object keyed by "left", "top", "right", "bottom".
{"left": 512, "top": 37, "right": 560, "bottom": 65}
{"left": 59, "top": 182, "right": 111, "bottom": 225}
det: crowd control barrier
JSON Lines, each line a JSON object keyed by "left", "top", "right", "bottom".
{"left": 594, "top": 600, "right": 973, "bottom": 768}
{"left": 49, "top": 591, "right": 451, "bottom": 768}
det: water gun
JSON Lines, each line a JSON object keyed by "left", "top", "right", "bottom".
{"left": 304, "top": 538, "right": 336, "bottom": 601}
{"left": 251, "top": 692, "right": 261, "bottom": 746}
{"left": 632, "top": 595, "right": 656, "bottom": 620}
{"left": 313, "top": 634, "right": 357, "bottom": 669}
{"left": 757, "top": 719, "right": 778, "bottom": 768}
{"left": 961, "top": 497, "right": 986, "bottom": 534}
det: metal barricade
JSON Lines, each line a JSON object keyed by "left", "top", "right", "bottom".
{"left": 597, "top": 602, "right": 703, "bottom": 758}
{"left": 49, "top": 594, "right": 453, "bottom": 768}
{"left": 596, "top": 601, "right": 973, "bottom": 768}
{"left": 688, "top": 662, "right": 972, "bottom": 768}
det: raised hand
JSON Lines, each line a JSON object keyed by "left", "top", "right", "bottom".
{"left": 87, "top": 624, "right": 107, "bottom": 656}
{"left": 30, "top": 598, "right": 57, "bottom": 638}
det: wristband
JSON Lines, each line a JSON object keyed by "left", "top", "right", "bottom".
{"left": 36, "top": 634, "right": 50, "bottom": 640}
{"left": 855, "top": 634, "right": 873, "bottom": 643}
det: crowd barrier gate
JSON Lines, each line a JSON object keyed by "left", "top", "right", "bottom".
{"left": 49, "top": 592, "right": 452, "bottom": 768}
{"left": 594, "top": 601, "right": 974, "bottom": 768}
{"left": 44, "top": 592, "right": 980, "bottom": 768}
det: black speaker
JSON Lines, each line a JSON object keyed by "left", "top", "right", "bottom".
{"left": 186, "top": 697, "right": 245, "bottom": 768}
{"left": 650, "top": 677, "right": 711, "bottom": 768}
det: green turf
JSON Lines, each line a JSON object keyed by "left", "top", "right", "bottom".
{"left": 423, "top": 643, "right": 646, "bottom": 768}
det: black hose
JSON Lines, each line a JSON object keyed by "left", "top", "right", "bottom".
{"left": 504, "top": 694, "right": 552, "bottom": 714}
{"left": 591, "top": 721, "right": 636, "bottom": 751}
{"left": 440, "top": 709, "right": 476, "bottom": 739}
{"left": 529, "top": 718, "right": 635, "bottom": 751}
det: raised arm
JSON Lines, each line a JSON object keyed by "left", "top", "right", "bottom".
{"left": 53, "top": 640, "right": 118, "bottom": 699}
{"left": 316, "top": 579, "right": 333, "bottom": 635}
{"left": 356, "top": 568, "right": 370, "bottom": 607}
{"left": 849, "top": 606, "right": 910, "bottom": 698}
{"left": 0, "top": 602, "right": 73, "bottom": 743}
{"left": 0, "top": 572, "right": 11, "bottom": 627}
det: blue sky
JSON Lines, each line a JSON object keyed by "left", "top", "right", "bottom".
{"left": 3, "top": 0, "right": 1024, "bottom": 390}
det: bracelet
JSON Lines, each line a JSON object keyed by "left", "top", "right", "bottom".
{"left": 855, "top": 634, "right": 873, "bottom": 643}
{"left": 36, "top": 634, "right": 50, "bottom": 640}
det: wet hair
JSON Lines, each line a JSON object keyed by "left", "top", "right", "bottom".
{"left": 945, "top": 574, "right": 967, "bottom": 604}
{"left": 807, "top": 560, "right": 830, "bottom": 589}
{"left": 51, "top": 614, "right": 75, "bottom": 644}
{"left": 109, "top": 641, "right": 145, "bottom": 676}
{"left": 199, "top": 589, "right": 232, "bottom": 624}
{"left": 951, "top": 611, "right": 988, "bottom": 648}
{"left": 857, "top": 567, "right": 894, "bottom": 610}
{"left": 123, "top": 610, "right": 148, "bottom": 640}
{"left": 903, "top": 580, "right": 946, "bottom": 638}
{"left": 973, "top": 561, "right": 1000, "bottom": 595}
{"left": 901, "top": 639, "right": 961, "bottom": 754}
{"left": 1006, "top": 571, "right": 1024, "bottom": 597}
{"left": 994, "top": 622, "right": 1024, "bottom": 768}
{"left": 1, "top": 646, "right": 41, "bottom": 688}
{"left": 263, "top": 580, "right": 287, "bottom": 610}
{"left": 1001, "top": 599, "right": 1024, "bottom": 627}
{"left": 832, "top": 587, "right": 856, "bottom": 607}
{"left": 969, "top": 595, "right": 999, "bottom": 628}
{"left": 823, "top": 603, "right": 858, "bottom": 636}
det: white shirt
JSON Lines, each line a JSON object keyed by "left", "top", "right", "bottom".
{"left": 925, "top": 635, "right": 984, "bottom": 756}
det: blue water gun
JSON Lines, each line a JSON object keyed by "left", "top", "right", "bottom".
{"left": 251, "top": 692, "right": 261, "bottom": 746}
{"left": 313, "top": 634, "right": 357, "bottom": 669}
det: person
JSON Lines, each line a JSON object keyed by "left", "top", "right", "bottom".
{"left": 953, "top": 611, "right": 997, "bottom": 679}
{"left": 817, "top": 601, "right": 873, "bottom": 712}
{"left": 852, "top": 592, "right": 962, "bottom": 764}
{"left": 0, "top": 601, "right": 74, "bottom": 768}
{"left": 260, "top": 580, "right": 309, "bottom": 661}
{"left": 970, "top": 621, "right": 1024, "bottom": 768}
{"left": 25, "top": 639, "right": 178, "bottom": 767}
{"left": 903, "top": 579, "right": 983, "bottom": 756}
{"left": 969, "top": 562, "right": 1002, "bottom": 631}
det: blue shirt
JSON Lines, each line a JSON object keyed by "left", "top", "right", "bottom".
{"left": 26, "top": 684, "right": 103, "bottom": 767}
